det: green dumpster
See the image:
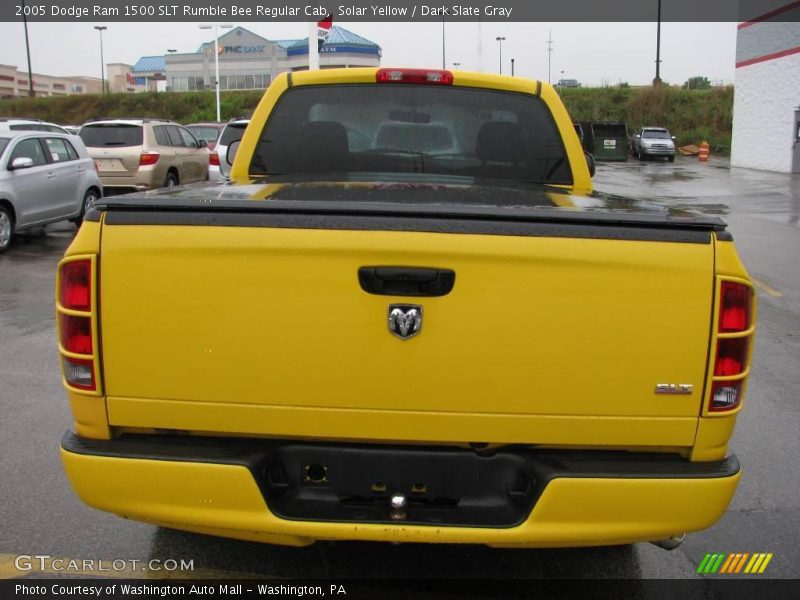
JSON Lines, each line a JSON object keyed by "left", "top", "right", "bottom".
{"left": 590, "top": 122, "right": 629, "bottom": 161}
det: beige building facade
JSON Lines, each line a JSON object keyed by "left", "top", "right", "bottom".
{"left": 0, "top": 64, "right": 102, "bottom": 99}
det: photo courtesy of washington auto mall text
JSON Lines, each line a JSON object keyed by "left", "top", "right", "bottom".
{"left": 1, "top": 0, "right": 799, "bottom": 598}
{"left": 14, "top": 584, "right": 348, "bottom": 597}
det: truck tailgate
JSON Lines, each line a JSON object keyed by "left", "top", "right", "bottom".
{"left": 99, "top": 222, "right": 714, "bottom": 446}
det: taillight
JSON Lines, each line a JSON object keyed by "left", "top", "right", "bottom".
{"left": 60, "top": 314, "right": 93, "bottom": 354}
{"left": 57, "top": 258, "right": 99, "bottom": 393}
{"left": 719, "top": 282, "right": 751, "bottom": 332}
{"left": 376, "top": 68, "right": 454, "bottom": 85}
{"left": 710, "top": 381, "right": 742, "bottom": 412}
{"left": 59, "top": 259, "right": 91, "bottom": 310}
{"left": 139, "top": 151, "right": 160, "bottom": 166}
{"left": 209, "top": 152, "right": 220, "bottom": 167}
{"left": 708, "top": 280, "right": 754, "bottom": 414}
{"left": 62, "top": 357, "right": 96, "bottom": 391}
{"left": 714, "top": 337, "right": 749, "bottom": 376}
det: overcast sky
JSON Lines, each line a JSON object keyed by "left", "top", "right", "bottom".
{"left": 0, "top": 21, "right": 736, "bottom": 86}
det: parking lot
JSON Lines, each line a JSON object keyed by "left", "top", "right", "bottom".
{"left": 1, "top": 156, "right": 798, "bottom": 580}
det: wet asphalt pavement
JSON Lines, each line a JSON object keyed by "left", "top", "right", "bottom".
{"left": 0, "top": 156, "right": 798, "bottom": 582}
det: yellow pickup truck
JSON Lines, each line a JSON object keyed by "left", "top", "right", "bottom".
{"left": 58, "top": 68, "right": 755, "bottom": 549}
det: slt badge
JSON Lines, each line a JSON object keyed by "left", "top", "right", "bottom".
{"left": 388, "top": 304, "right": 423, "bottom": 340}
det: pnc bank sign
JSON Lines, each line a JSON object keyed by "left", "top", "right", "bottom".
{"left": 222, "top": 45, "right": 267, "bottom": 54}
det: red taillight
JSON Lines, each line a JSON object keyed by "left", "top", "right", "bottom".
{"left": 60, "top": 314, "right": 93, "bottom": 354}
{"left": 62, "top": 357, "right": 96, "bottom": 391}
{"left": 708, "top": 280, "right": 754, "bottom": 413}
{"left": 59, "top": 260, "right": 91, "bottom": 311}
{"left": 139, "top": 151, "right": 160, "bottom": 166}
{"left": 376, "top": 68, "right": 454, "bottom": 85}
{"left": 58, "top": 257, "right": 99, "bottom": 392}
{"left": 714, "top": 337, "right": 749, "bottom": 376}
{"left": 710, "top": 381, "right": 742, "bottom": 412}
{"left": 719, "top": 282, "right": 751, "bottom": 332}
{"left": 209, "top": 152, "right": 220, "bottom": 167}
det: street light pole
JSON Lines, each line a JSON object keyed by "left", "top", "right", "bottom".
{"left": 654, "top": 0, "right": 662, "bottom": 85}
{"left": 200, "top": 24, "right": 233, "bottom": 123}
{"left": 165, "top": 49, "right": 177, "bottom": 92}
{"left": 511, "top": 58, "right": 515, "bottom": 76}
{"left": 21, "top": 0, "right": 34, "bottom": 97}
{"left": 547, "top": 30, "right": 553, "bottom": 84}
{"left": 94, "top": 26, "right": 107, "bottom": 94}
{"left": 441, "top": 18, "right": 446, "bottom": 69}
{"left": 495, "top": 36, "right": 505, "bottom": 75}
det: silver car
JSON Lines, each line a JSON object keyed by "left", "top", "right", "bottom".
{"left": 0, "top": 130, "right": 102, "bottom": 253}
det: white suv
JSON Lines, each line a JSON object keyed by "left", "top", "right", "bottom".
{"left": 0, "top": 118, "right": 71, "bottom": 135}
{"left": 210, "top": 118, "right": 249, "bottom": 182}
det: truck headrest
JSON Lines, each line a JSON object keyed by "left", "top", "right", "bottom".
{"left": 476, "top": 122, "right": 525, "bottom": 164}
{"left": 294, "top": 121, "right": 350, "bottom": 173}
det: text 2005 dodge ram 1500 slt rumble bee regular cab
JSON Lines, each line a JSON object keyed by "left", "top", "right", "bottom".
{"left": 58, "top": 68, "right": 755, "bottom": 548}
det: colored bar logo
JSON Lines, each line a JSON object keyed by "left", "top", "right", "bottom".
{"left": 697, "top": 553, "right": 773, "bottom": 574}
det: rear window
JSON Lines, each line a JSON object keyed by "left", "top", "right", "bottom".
{"left": 219, "top": 122, "right": 249, "bottom": 146}
{"left": 187, "top": 126, "right": 221, "bottom": 143}
{"left": 80, "top": 124, "right": 143, "bottom": 147}
{"left": 10, "top": 124, "right": 45, "bottom": 132}
{"left": 250, "top": 85, "right": 572, "bottom": 185}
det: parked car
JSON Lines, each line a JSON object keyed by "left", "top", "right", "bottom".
{"left": 631, "top": 127, "right": 676, "bottom": 162}
{"left": 210, "top": 118, "right": 249, "bottom": 182}
{"left": 0, "top": 117, "right": 71, "bottom": 135}
{"left": 186, "top": 122, "right": 225, "bottom": 151}
{"left": 557, "top": 79, "right": 580, "bottom": 88}
{"left": 0, "top": 130, "right": 101, "bottom": 252}
{"left": 79, "top": 118, "right": 209, "bottom": 193}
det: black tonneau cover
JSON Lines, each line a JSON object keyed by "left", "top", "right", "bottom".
{"left": 91, "top": 179, "right": 729, "bottom": 240}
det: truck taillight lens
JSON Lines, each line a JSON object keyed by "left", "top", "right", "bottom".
{"left": 62, "top": 357, "right": 96, "bottom": 391}
{"left": 376, "top": 68, "right": 454, "bottom": 85}
{"left": 708, "top": 280, "right": 754, "bottom": 414}
{"left": 139, "top": 152, "right": 160, "bottom": 166}
{"left": 714, "top": 337, "right": 749, "bottom": 376}
{"left": 60, "top": 314, "right": 93, "bottom": 355}
{"left": 60, "top": 259, "right": 91, "bottom": 310}
{"left": 710, "top": 381, "right": 742, "bottom": 412}
{"left": 719, "top": 282, "right": 751, "bottom": 332}
{"left": 209, "top": 152, "right": 220, "bottom": 166}
{"left": 58, "top": 257, "right": 99, "bottom": 393}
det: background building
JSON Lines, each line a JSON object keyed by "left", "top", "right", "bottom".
{"left": 731, "top": 1, "right": 800, "bottom": 173}
{"left": 113, "top": 26, "right": 381, "bottom": 95}
{"left": 0, "top": 64, "right": 102, "bottom": 99}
